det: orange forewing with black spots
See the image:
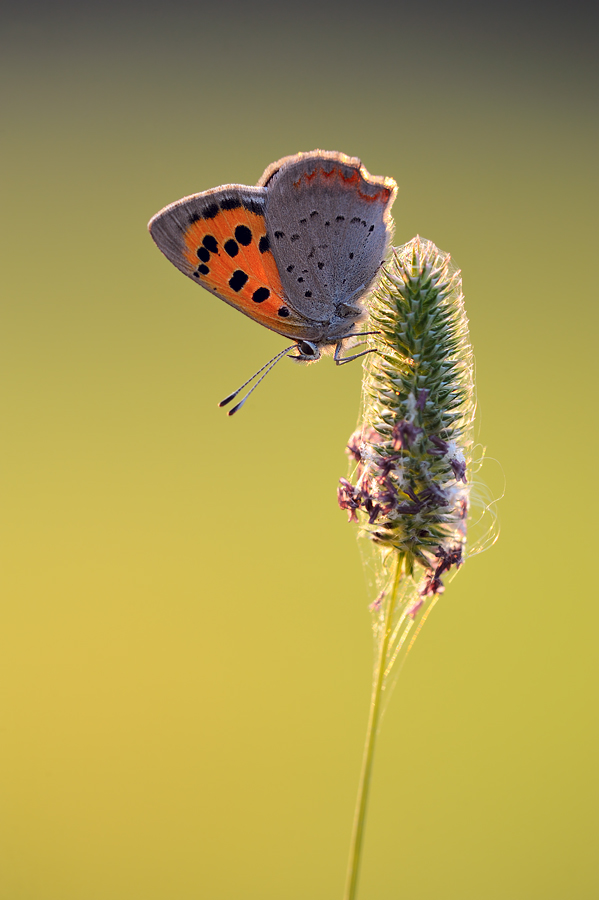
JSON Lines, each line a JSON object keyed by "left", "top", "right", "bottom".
{"left": 148, "top": 190, "right": 310, "bottom": 337}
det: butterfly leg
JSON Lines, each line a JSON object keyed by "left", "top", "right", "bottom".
{"left": 345, "top": 330, "right": 381, "bottom": 339}
{"left": 333, "top": 341, "right": 377, "bottom": 366}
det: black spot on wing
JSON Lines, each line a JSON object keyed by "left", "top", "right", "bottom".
{"left": 252, "top": 287, "right": 270, "bottom": 303}
{"left": 259, "top": 234, "right": 270, "bottom": 253}
{"left": 229, "top": 270, "right": 248, "bottom": 292}
{"left": 203, "top": 235, "right": 218, "bottom": 252}
{"left": 224, "top": 239, "right": 239, "bottom": 257}
{"left": 220, "top": 197, "right": 242, "bottom": 210}
{"left": 235, "top": 225, "right": 252, "bottom": 246}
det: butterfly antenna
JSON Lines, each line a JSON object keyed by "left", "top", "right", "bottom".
{"left": 219, "top": 344, "right": 296, "bottom": 415}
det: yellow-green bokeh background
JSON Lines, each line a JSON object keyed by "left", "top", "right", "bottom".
{"left": 2, "top": 3, "right": 597, "bottom": 897}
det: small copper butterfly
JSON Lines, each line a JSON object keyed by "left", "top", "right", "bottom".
{"left": 148, "top": 150, "right": 397, "bottom": 412}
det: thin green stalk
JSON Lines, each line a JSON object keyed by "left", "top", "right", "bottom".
{"left": 343, "top": 553, "right": 403, "bottom": 900}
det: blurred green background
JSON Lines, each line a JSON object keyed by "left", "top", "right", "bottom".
{"left": 2, "top": 1, "right": 597, "bottom": 898}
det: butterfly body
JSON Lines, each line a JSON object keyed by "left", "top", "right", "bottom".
{"left": 149, "top": 151, "right": 397, "bottom": 361}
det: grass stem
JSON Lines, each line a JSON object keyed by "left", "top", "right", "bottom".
{"left": 343, "top": 553, "right": 403, "bottom": 900}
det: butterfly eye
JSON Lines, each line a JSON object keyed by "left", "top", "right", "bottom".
{"left": 298, "top": 341, "right": 320, "bottom": 358}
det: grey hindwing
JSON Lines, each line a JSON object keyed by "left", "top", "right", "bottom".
{"left": 263, "top": 155, "right": 394, "bottom": 326}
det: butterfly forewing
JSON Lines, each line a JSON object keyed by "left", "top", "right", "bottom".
{"left": 148, "top": 186, "right": 310, "bottom": 336}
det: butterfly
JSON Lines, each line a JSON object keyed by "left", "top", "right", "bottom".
{"left": 148, "top": 150, "right": 397, "bottom": 412}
